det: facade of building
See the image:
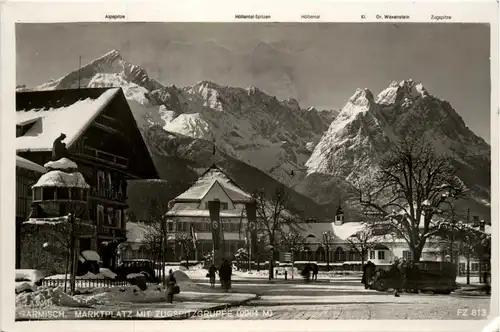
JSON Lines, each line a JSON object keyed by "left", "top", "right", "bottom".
{"left": 285, "top": 213, "right": 489, "bottom": 274}
{"left": 16, "top": 87, "right": 159, "bottom": 269}
{"left": 16, "top": 156, "right": 46, "bottom": 268}
{"left": 165, "top": 165, "right": 255, "bottom": 260}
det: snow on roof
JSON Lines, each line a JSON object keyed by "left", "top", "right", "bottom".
{"left": 165, "top": 206, "right": 245, "bottom": 218}
{"left": 174, "top": 165, "right": 253, "bottom": 203}
{"left": 16, "top": 88, "right": 120, "bottom": 152}
{"left": 32, "top": 170, "right": 89, "bottom": 188}
{"left": 80, "top": 250, "right": 100, "bottom": 262}
{"left": 298, "top": 222, "right": 365, "bottom": 242}
{"left": 125, "top": 222, "right": 176, "bottom": 243}
{"left": 44, "top": 158, "right": 78, "bottom": 171}
{"left": 16, "top": 155, "right": 46, "bottom": 173}
{"left": 23, "top": 216, "right": 70, "bottom": 225}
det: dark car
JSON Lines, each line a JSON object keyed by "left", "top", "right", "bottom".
{"left": 114, "top": 259, "right": 158, "bottom": 283}
{"left": 371, "top": 261, "right": 458, "bottom": 294}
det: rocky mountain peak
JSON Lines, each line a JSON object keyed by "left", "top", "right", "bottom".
{"left": 348, "top": 88, "right": 375, "bottom": 108}
{"left": 376, "top": 79, "right": 429, "bottom": 106}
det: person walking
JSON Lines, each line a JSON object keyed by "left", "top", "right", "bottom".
{"left": 389, "top": 259, "right": 401, "bottom": 297}
{"left": 362, "top": 261, "right": 376, "bottom": 289}
{"left": 301, "top": 263, "right": 311, "bottom": 283}
{"left": 312, "top": 263, "right": 319, "bottom": 281}
{"left": 219, "top": 259, "right": 232, "bottom": 292}
{"left": 208, "top": 264, "right": 217, "bottom": 288}
{"left": 166, "top": 269, "right": 177, "bottom": 304}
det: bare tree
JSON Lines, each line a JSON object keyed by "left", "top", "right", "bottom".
{"left": 175, "top": 232, "right": 197, "bottom": 269}
{"left": 143, "top": 199, "right": 170, "bottom": 284}
{"left": 253, "top": 185, "right": 305, "bottom": 279}
{"left": 279, "top": 230, "right": 305, "bottom": 278}
{"left": 346, "top": 228, "right": 375, "bottom": 266}
{"left": 351, "top": 135, "right": 467, "bottom": 261}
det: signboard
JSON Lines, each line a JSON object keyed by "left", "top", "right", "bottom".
{"left": 284, "top": 252, "right": 292, "bottom": 262}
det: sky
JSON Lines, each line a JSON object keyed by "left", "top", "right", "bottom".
{"left": 16, "top": 23, "right": 491, "bottom": 142}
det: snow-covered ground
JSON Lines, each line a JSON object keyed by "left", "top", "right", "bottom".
{"left": 156, "top": 263, "right": 210, "bottom": 280}
{"left": 16, "top": 270, "right": 207, "bottom": 310}
{"left": 16, "top": 269, "right": 46, "bottom": 294}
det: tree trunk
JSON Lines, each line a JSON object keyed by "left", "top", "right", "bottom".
{"left": 466, "top": 255, "right": 470, "bottom": 285}
{"left": 268, "top": 249, "right": 274, "bottom": 280}
{"left": 326, "top": 246, "right": 330, "bottom": 272}
{"left": 411, "top": 241, "right": 426, "bottom": 262}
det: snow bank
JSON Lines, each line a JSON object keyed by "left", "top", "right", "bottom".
{"left": 16, "top": 286, "right": 92, "bottom": 308}
{"left": 99, "top": 268, "right": 117, "bottom": 279}
{"left": 45, "top": 272, "right": 105, "bottom": 280}
{"left": 32, "top": 170, "right": 89, "bottom": 188}
{"left": 44, "top": 158, "right": 78, "bottom": 171}
{"left": 81, "top": 250, "right": 100, "bottom": 262}
{"left": 16, "top": 282, "right": 37, "bottom": 294}
{"left": 76, "top": 286, "right": 166, "bottom": 306}
{"left": 16, "top": 269, "right": 46, "bottom": 283}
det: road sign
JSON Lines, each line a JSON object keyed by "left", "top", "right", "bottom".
{"left": 284, "top": 252, "right": 292, "bottom": 262}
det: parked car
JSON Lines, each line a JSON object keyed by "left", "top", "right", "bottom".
{"left": 114, "top": 259, "right": 158, "bottom": 282}
{"left": 371, "top": 261, "right": 458, "bottom": 294}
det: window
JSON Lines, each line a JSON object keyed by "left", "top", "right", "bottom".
{"left": 97, "top": 205, "right": 104, "bottom": 225}
{"left": 377, "top": 251, "right": 385, "bottom": 260}
{"left": 205, "top": 202, "right": 229, "bottom": 210}
{"left": 106, "top": 207, "right": 114, "bottom": 225}
{"left": 369, "top": 251, "right": 375, "bottom": 260}
{"left": 471, "top": 263, "right": 479, "bottom": 272}
{"left": 403, "top": 250, "right": 413, "bottom": 261}
{"left": 334, "top": 247, "right": 345, "bottom": 262}
{"left": 97, "top": 171, "right": 105, "bottom": 192}
{"left": 115, "top": 210, "right": 122, "bottom": 228}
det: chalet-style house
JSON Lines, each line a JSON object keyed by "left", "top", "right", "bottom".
{"left": 16, "top": 87, "right": 159, "bottom": 268}
{"left": 165, "top": 164, "right": 255, "bottom": 260}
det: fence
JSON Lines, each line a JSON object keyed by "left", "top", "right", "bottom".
{"left": 40, "top": 278, "right": 157, "bottom": 288}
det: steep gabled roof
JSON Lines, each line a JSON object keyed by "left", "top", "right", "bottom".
{"left": 16, "top": 87, "right": 159, "bottom": 179}
{"left": 16, "top": 88, "right": 120, "bottom": 152}
{"left": 173, "top": 164, "right": 253, "bottom": 203}
{"left": 16, "top": 155, "right": 46, "bottom": 173}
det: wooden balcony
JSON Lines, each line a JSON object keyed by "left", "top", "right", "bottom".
{"left": 76, "top": 145, "right": 129, "bottom": 169}
{"left": 97, "top": 224, "right": 126, "bottom": 239}
{"left": 90, "top": 187, "right": 127, "bottom": 204}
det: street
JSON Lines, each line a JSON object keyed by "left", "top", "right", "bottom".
{"left": 190, "top": 276, "right": 491, "bottom": 320}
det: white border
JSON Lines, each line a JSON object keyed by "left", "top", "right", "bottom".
{"left": 1, "top": 1, "right": 498, "bottom": 332}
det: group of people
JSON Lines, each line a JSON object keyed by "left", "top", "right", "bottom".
{"left": 207, "top": 259, "right": 233, "bottom": 292}
{"left": 301, "top": 263, "right": 319, "bottom": 282}
{"left": 362, "top": 258, "right": 420, "bottom": 297}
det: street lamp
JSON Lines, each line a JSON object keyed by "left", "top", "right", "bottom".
{"left": 26, "top": 157, "right": 90, "bottom": 295}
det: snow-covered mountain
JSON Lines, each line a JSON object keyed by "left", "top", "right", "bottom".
{"left": 29, "top": 49, "right": 337, "bottom": 184}
{"left": 306, "top": 79, "right": 490, "bottom": 212}
{"left": 22, "top": 51, "right": 490, "bottom": 219}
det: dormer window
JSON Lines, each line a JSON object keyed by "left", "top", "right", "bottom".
{"left": 335, "top": 203, "right": 344, "bottom": 225}
{"left": 16, "top": 118, "right": 39, "bottom": 137}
